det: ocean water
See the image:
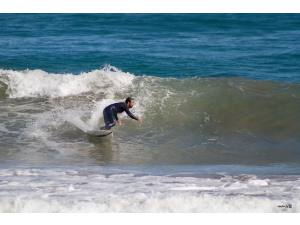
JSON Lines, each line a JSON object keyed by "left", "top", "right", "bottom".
{"left": 0, "top": 14, "right": 300, "bottom": 212}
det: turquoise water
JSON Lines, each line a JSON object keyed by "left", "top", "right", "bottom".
{"left": 0, "top": 14, "right": 300, "bottom": 212}
{"left": 1, "top": 14, "right": 300, "bottom": 81}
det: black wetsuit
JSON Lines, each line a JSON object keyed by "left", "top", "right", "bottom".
{"left": 102, "top": 102, "right": 138, "bottom": 130}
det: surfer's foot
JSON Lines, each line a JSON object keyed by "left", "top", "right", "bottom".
{"left": 100, "top": 126, "right": 110, "bottom": 130}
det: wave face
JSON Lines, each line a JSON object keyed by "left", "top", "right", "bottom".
{"left": 0, "top": 66, "right": 300, "bottom": 166}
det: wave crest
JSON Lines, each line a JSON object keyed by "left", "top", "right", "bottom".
{"left": 0, "top": 65, "right": 134, "bottom": 98}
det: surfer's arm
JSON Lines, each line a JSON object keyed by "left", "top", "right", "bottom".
{"left": 124, "top": 107, "right": 139, "bottom": 121}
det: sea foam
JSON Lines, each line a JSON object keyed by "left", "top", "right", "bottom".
{"left": 0, "top": 167, "right": 298, "bottom": 212}
{"left": 0, "top": 65, "right": 134, "bottom": 98}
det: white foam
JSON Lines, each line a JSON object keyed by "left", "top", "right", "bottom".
{"left": 248, "top": 179, "right": 269, "bottom": 186}
{"left": 85, "top": 98, "right": 116, "bottom": 129}
{"left": 0, "top": 168, "right": 298, "bottom": 212}
{"left": 0, "top": 65, "right": 134, "bottom": 98}
{"left": 65, "top": 116, "right": 92, "bottom": 133}
{"left": 171, "top": 186, "right": 217, "bottom": 191}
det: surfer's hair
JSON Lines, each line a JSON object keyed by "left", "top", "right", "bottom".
{"left": 125, "top": 97, "right": 134, "bottom": 104}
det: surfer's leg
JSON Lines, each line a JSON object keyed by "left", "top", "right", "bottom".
{"left": 106, "top": 122, "right": 116, "bottom": 130}
{"left": 102, "top": 109, "right": 116, "bottom": 130}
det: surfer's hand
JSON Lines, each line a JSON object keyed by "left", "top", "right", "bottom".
{"left": 117, "top": 120, "right": 122, "bottom": 126}
{"left": 138, "top": 117, "right": 143, "bottom": 123}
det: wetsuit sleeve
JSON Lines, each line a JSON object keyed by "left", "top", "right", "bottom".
{"left": 124, "top": 104, "right": 138, "bottom": 121}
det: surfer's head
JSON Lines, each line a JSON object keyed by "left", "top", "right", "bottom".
{"left": 125, "top": 97, "right": 134, "bottom": 108}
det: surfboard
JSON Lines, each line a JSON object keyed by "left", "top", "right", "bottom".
{"left": 86, "top": 129, "right": 113, "bottom": 137}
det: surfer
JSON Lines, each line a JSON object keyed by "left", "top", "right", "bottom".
{"left": 101, "top": 97, "right": 141, "bottom": 130}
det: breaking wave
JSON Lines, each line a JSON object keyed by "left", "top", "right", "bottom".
{"left": 1, "top": 65, "right": 300, "bottom": 165}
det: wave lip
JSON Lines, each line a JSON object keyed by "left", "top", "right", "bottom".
{"left": 0, "top": 65, "right": 134, "bottom": 98}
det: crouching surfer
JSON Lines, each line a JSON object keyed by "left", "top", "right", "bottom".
{"left": 101, "top": 97, "right": 142, "bottom": 130}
